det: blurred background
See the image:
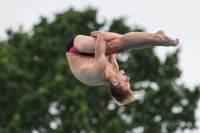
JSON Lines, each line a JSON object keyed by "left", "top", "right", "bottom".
{"left": 0, "top": 0, "right": 199, "bottom": 133}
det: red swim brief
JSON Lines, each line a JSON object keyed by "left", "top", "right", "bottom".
{"left": 68, "top": 46, "right": 82, "bottom": 55}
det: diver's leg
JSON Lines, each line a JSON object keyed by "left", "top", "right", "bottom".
{"left": 91, "top": 30, "right": 179, "bottom": 53}
{"left": 74, "top": 33, "right": 122, "bottom": 54}
{"left": 74, "top": 35, "right": 96, "bottom": 53}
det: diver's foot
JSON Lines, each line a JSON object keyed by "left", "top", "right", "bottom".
{"left": 155, "top": 30, "right": 179, "bottom": 46}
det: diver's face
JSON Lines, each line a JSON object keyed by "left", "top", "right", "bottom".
{"left": 115, "top": 70, "right": 130, "bottom": 90}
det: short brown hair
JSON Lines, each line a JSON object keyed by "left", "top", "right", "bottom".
{"left": 110, "top": 84, "right": 134, "bottom": 104}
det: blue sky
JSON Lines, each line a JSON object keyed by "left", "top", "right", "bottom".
{"left": 0, "top": 0, "right": 199, "bottom": 132}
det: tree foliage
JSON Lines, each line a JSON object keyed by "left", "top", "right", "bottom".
{"left": 0, "top": 7, "right": 199, "bottom": 133}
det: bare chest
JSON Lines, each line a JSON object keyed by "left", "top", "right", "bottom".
{"left": 66, "top": 53, "right": 107, "bottom": 86}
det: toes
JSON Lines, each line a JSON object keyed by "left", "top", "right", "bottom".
{"left": 174, "top": 38, "right": 179, "bottom": 46}
{"left": 175, "top": 38, "right": 179, "bottom": 44}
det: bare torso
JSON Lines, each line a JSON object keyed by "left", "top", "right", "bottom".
{"left": 66, "top": 52, "right": 115, "bottom": 86}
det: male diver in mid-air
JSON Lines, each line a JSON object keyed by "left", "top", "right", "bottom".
{"left": 65, "top": 30, "right": 179, "bottom": 104}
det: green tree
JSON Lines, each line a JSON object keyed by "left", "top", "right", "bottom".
{"left": 0, "top": 7, "right": 199, "bottom": 133}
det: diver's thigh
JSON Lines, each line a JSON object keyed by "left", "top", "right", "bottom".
{"left": 74, "top": 35, "right": 124, "bottom": 55}
{"left": 105, "top": 38, "right": 123, "bottom": 54}
{"left": 74, "top": 35, "right": 96, "bottom": 53}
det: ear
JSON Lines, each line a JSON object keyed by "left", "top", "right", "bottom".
{"left": 112, "top": 80, "right": 118, "bottom": 86}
